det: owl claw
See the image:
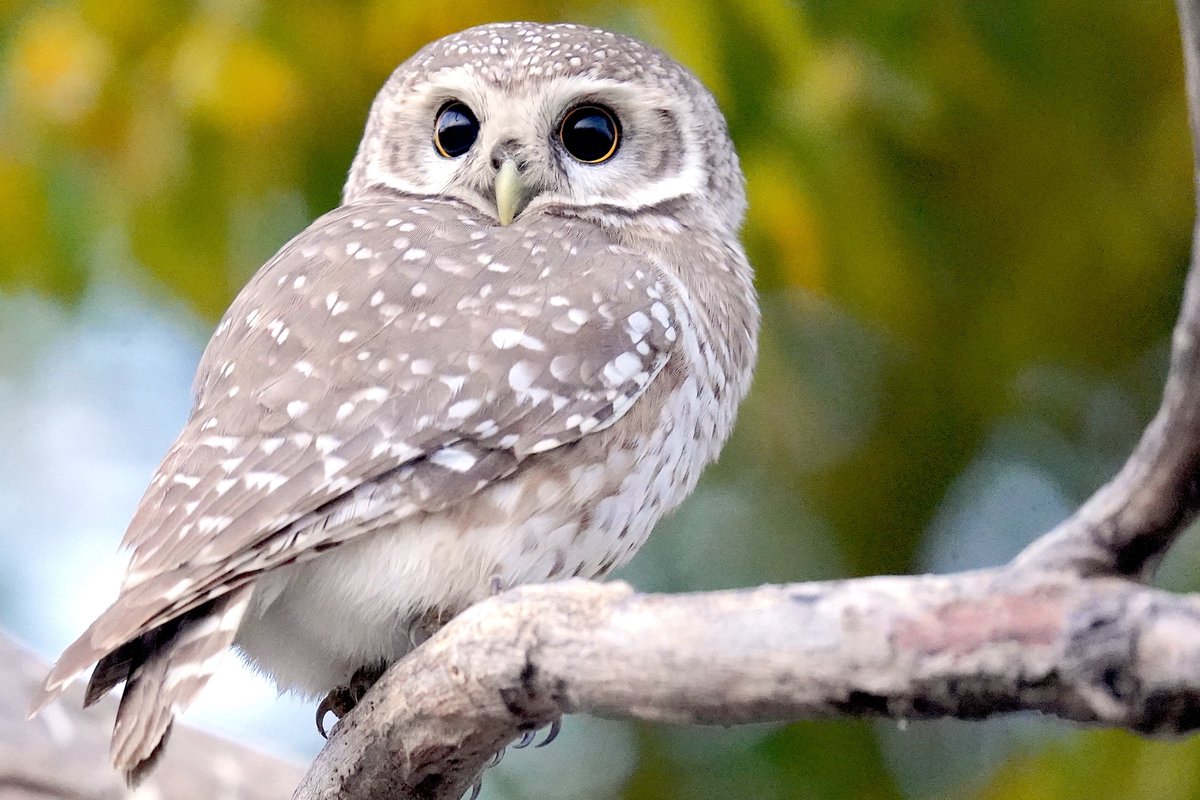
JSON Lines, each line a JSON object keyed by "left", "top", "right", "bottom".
{"left": 512, "top": 718, "right": 562, "bottom": 749}
{"left": 315, "top": 687, "right": 355, "bottom": 739}
{"left": 535, "top": 718, "right": 562, "bottom": 748}
{"left": 487, "top": 747, "right": 505, "bottom": 767}
{"left": 315, "top": 664, "right": 386, "bottom": 738}
{"left": 467, "top": 778, "right": 483, "bottom": 800}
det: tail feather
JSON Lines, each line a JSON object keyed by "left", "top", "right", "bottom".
{"left": 110, "top": 584, "right": 252, "bottom": 785}
{"left": 28, "top": 583, "right": 253, "bottom": 784}
{"left": 112, "top": 643, "right": 176, "bottom": 785}
{"left": 30, "top": 571, "right": 214, "bottom": 717}
{"left": 85, "top": 639, "right": 143, "bottom": 708}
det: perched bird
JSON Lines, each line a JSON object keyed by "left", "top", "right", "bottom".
{"left": 31, "top": 21, "right": 759, "bottom": 783}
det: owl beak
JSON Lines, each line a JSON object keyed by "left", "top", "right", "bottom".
{"left": 494, "top": 158, "right": 525, "bottom": 226}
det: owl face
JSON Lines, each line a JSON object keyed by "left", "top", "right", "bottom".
{"left": 345, "top": 22, "right": 746, "bottom": 234}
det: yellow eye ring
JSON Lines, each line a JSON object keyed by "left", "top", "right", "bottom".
{"left": 434, "top": 101, "right": 479, "bottom": 158}
{"left": 559, "top": 105, "right": 620, "bottom": 164}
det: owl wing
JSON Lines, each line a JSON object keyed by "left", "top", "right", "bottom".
{"left": 35, "top": 198, "right": 679, "bottom": 709}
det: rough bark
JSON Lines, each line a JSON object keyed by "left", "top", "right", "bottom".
{"left": 292, "top": 572, "right": 1200, "bottom": 800}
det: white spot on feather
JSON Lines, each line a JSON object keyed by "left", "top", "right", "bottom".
{"left": 197, "top": 515, "right": 233, "bottom": 535}
{"left": 201, "top": 435, "right": 240, "bottom": 452}
{"left": 430, "top": 447, "right": 477, "bottom": 472}
{"left": 324, "top": 456, "right": 348, "bottom": 479}
{"left": 492, "top": 328, "right": 523, "bottom": 349}
{"left": 604, "top": 352, "right": 644, "bottom": 385}
{"left": 508, "top": 361, "right": 539, "bottom": 392}
{"left": 245, "top": 472, "right": 288, "bottom": 492}
{"left": 448, "top": 398, "right": 482, "bottom": 418}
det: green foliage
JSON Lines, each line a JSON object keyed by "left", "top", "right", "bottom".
{"left": 2, "top": 0, "right": 1196, "bottom": 797}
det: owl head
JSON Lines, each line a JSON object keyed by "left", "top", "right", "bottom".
{"left": 344, "top": 22, "right": 746, "bottom": 236}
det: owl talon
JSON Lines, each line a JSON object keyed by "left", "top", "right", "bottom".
{"left": 315, "top": 686, "right": 356, "bottom": 739}
{"left": 315, "top": 664, "right": 385, "bottom": 739}
{"left": 513, "top": 729, "right": 538, "bottom": 749}
{"left": 487, "top": 747, "right": 505, "bottom": 767}
{"left": 535, "top": 718, "right": 562, "bottom": 748}
{"left": 467, "top": 778, "right": 483, "bottom": 800}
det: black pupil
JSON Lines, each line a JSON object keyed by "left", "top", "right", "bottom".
{"left": 562, "top": 107, "right": 617, "bottom": 162}
{"left": 436, "top": 103, "right": 478, "bottom": 157}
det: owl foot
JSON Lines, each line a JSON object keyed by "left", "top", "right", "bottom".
{"left": 316, "top": 663, "right": 387, "bottom": 738}
{"left": 538, "top": 718, "right": 562, "bottom": 747}
{"left": 473, "top": 718, "right": 560, "bottom": 794}
{"left": 315, "top": 688, "right": 352, "bottom": 738}
{"left": 512, "top": 718, "right": 562, "bottom": 749}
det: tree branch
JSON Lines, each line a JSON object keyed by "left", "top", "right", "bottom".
{"left": 294, "top": 573, "right": 1200, "bottom": 800}
{"left": 292, "top": 3, "right": 1200, "bottom": 798}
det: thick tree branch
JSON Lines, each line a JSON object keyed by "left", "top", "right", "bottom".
{"left": 295, "top": 574, "right": 1200, "bottom": 800}
{"left": 290, "top": 2, "right": 1200, "bottom": 798}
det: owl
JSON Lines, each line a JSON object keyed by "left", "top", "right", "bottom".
{"left": 31, "top": 21, "right": 758, "bottom": 783}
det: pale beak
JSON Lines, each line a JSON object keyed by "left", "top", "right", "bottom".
{"left": 494, "top": 158, "right": 524, "bottom": 226}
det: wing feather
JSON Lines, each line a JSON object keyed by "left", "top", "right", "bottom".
{"left": 34, "top": 199, "right": 676, "bottom": 707}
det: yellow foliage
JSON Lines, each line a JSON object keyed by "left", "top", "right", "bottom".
{"left": 79, "top": 0, "right": 165, "bottom": 46}
{"left": 799, "top": 43, "right": 869, "bottom": 131}
{"left": 8, "top": 7, "right": 111, "bottom": 123}
{"left": 744, "top": 150, "right": 826, "bottom": 292}
{"left": 172, "top": 25, "right": 303, "bottom": 136}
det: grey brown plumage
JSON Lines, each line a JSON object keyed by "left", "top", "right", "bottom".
{"left": 31, "top": 21, "right": 758, "bottom": 783}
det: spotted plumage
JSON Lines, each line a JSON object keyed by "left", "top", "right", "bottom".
{"left": 31, "top": 21, "right": 758, "bottom": 783}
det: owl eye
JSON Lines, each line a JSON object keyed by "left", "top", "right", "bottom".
{"left": 434, "top": 101, "right": 479, "bottom": 158}
{"left": 559, "top": 105, "right": 620, "bottom": 164}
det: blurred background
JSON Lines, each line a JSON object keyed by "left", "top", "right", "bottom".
{"left": 3, "top": 0, "right": 1200, "bottom": 798}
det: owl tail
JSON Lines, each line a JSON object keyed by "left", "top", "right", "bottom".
{"left": 101, "top": 585, "right": 253, "bottom": 785}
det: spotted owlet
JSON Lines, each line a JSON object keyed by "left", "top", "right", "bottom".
{"left": 31, "top": 21, "right": 758, "bottom": 783}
